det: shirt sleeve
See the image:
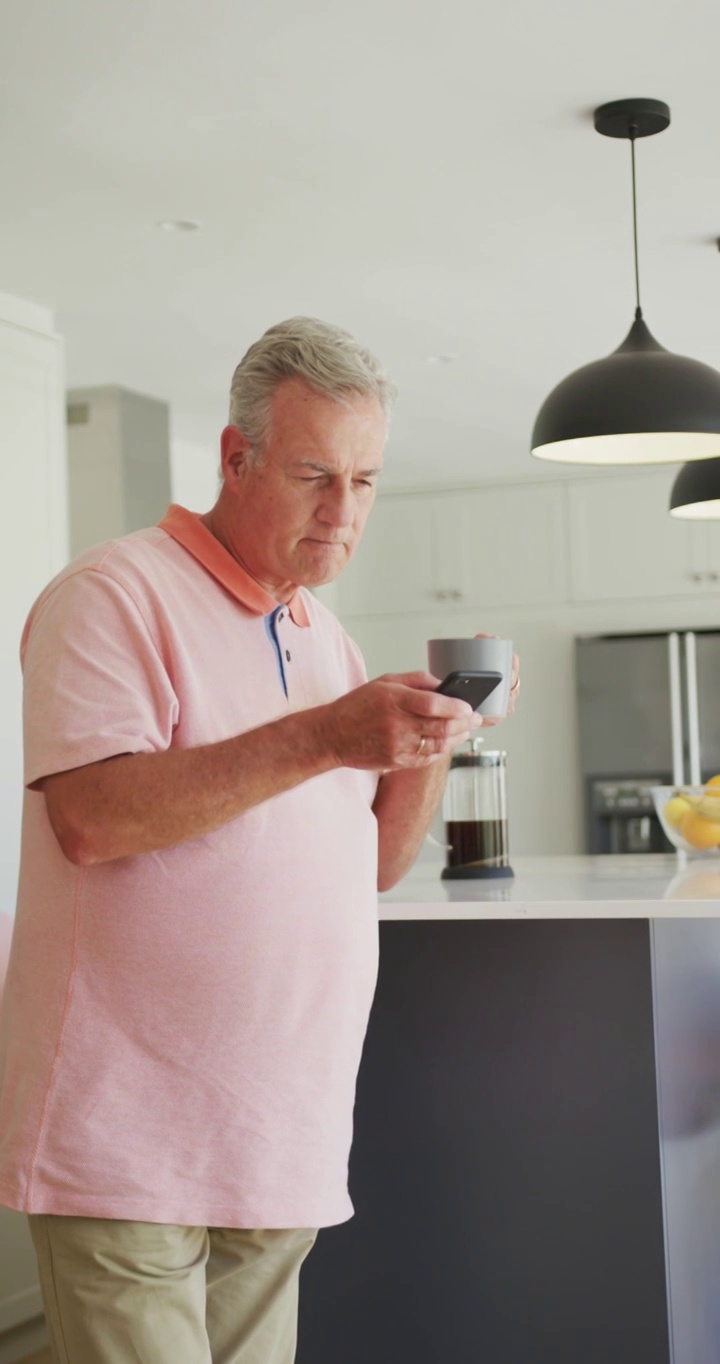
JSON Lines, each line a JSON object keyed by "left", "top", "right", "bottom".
{"left": 22, "top": 568, "right": 180, "bottom": 789}
{"left": 337, "top": 626, "right": 369, "bottom": 690}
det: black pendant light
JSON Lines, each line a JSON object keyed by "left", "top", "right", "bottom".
{"left": 670, "top": 457, "right": 720, "bottom": 518}
{"left": 531, "top": 99, "right": 720, "bottom": 465}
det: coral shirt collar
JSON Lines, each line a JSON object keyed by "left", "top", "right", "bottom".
{"left": 158, "top": 505, "right": 311, "bottom": 628}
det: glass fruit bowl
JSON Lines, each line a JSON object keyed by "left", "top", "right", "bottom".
{"left": 652, "top": 783, "right": 720, "bottom": 855}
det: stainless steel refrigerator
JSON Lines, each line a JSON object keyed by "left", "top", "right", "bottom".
{"left": 576, "top": 630, "right": 720, "bottom": 854}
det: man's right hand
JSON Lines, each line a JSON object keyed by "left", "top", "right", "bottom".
{"left": 42, "top": 673, "right": 481, "bottom": 867}
{"left": 323, "top": 671, "right": 483, "bottom": 771}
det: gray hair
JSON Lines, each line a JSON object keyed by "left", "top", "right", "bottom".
{"left": 228, "top": 317, "right": 397, "bottom": 463}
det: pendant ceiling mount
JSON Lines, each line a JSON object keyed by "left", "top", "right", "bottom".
{"left": 593, "top": 98, "right": 670, "bottom": 140}
{"left": 531, "top": 97, "right": 720, "bottom": 470}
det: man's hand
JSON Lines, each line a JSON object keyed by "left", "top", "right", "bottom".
{"left": 475, "top": 636, "right": 521, "bottom": 728}
{"left": 325, "top": 671, "right": 482, "bottom": 771}
{"left": 371, "top": 645, "right": 520, "bottom": 888}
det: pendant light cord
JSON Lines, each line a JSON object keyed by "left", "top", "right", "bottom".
{"left": 629, "top": 126, "right": 642, "bottom": 319}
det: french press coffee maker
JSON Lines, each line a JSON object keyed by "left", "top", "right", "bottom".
{"left": 442, "top": 738, "right": 513, "bottom": 880}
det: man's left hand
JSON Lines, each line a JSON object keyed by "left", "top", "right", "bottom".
{"left": 474, "top": 634, "right": 520, "bottom": 728}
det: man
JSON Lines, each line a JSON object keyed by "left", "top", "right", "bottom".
{"left": 0, "top": 317, "right": 518, "bottom": 1364}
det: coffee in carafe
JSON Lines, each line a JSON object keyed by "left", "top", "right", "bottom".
{"left": 442, "top": 740, "right": 513, "bottom": 880}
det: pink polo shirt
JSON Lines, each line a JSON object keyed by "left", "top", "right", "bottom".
{"left": 0, "top": 507, "right": 380, "bottom": 1228}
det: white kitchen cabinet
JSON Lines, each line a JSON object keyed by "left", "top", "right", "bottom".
{"left": 336, "top": 494, "right": 464, "bottom": 616}
{"left": 689, "top": 521, "right": 720, "bottom": 589}
{"left": 337, "top": 482, "right": 567, "bottom": 617}
{"left": 566, "top": 471, "right": 718, "bottom": 602}
{"left": 456, "top": 482, "right": 567, "bottom": 609}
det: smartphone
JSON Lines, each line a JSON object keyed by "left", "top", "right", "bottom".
{"left": 436, "top": 669, "right": 502, "bottom": 711}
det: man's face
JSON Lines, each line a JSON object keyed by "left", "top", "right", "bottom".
{"left": 222, "top": 378, "right": 386, "bottom": 592}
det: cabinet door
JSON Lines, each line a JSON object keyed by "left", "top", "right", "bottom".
{"left": 568, "top": 472, "right": 696, "bottom": 602}
{"left": 339, "top": 483, "right": 568, "bottom": 618}
{"left": 337, "top": 495, "right": 459, "bottom": 616}
{"left": 705, "top": 521, "right": 720, "bottom": 578}
{"left": 689, "top": 522, "right": 720, "bottom": 591}
{"left": 455, "top": 483, "right": 567, "bottom": 608}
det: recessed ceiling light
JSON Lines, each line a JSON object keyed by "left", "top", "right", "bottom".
{"left": 157, "top": 219, "right": 201, "bottom": 232}
{"left": 426, "top": 354, "right": 455, "bottom": 365}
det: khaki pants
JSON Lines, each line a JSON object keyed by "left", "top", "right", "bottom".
{"left": 28, "top": 1215, "right": 317, "bottom": 1364}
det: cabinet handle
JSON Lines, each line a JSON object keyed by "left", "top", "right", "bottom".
{"left": 450, "top": 589, "right": 463, "bottom": 601}
{"left": 709, "top": 572, "right": 720, "bottom": 583}
{"left": 434, "top": 590, "right": 449, "bottom": 601}
{"left": 434, "top": 588, "right": 464, "bottom": 602}
{"left": 690, "top": 572, "right": 704, "bottom": 583}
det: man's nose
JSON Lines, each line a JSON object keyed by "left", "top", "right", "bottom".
{"left": 317, "top": 484, "right": 355, "bottom": 528}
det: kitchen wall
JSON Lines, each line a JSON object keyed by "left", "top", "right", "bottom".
{"left": 0, "top": 290, "right": 67, "bottom": 1353}
{"left": 66, "top": 386, "right": 171, "bottom": 556}
{"left": 329, "top": 470, "right": 720, "bottom": 855}
{"left": 170, "top": 437, "right": 219, "bottom": 511}
{"left": 2, "top": 321, "right": 718, "bottom": 1350}
{"left": 169, "top": 441, "right": 720, "bottom": 856}
{"left": 0, "top": 292, "right": 67, "bottom": 922}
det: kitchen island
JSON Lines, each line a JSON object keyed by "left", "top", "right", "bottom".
{"left": 297, "top": 855, "right": 720, "bottom": 1364}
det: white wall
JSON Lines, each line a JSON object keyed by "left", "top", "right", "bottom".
{"left": 0, "top": 289, "right": 68, "bottom": 1342}
{"left": 333, "top": 474, "right": 720, "bottom": 858}
{"left": 67, "top": 386, "right": 171, "bottom": 555}
{"left": 0, "top": 293, "right": 68, "bottom": 922}
{"left": 170, "top": 437, "right": 219, "bottom": 512}
{"left": 172, "top": 430, "right": 720, "bottom": 857}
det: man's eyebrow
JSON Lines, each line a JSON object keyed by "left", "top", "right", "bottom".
{"left": 293, "top": 459, "right": 383, "bottom": 478}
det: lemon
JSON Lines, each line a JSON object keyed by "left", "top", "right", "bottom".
{"left": 663, "top": 796, "right": 692, "bottom": 829}
{"left": 680, "top": 809, "right": 720, "bottom": 851}
{"left": 706, "top": 775, "right": 720, "bottom": 792}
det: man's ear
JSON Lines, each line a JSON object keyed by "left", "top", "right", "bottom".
{"left": 220, "top": 425, "right": 253, "bottom": 487}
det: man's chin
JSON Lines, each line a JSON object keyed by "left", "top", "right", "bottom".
{"left": 296, "top": 542, "right": 350, "bottom": 587}
{"left": 296, "top": 565, "right": 344, "bottom": 588}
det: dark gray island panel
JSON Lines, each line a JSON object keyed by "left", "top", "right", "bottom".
{"left": 298, "top": 919, "right": 669, "bottom": 1364}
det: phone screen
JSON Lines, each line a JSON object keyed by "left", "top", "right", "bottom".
{"left": 436, "top": 670, "right": 502, "bottom": 710}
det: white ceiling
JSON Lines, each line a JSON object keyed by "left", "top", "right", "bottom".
{"left": 3, "top": 0, "right": 720, "bottom": 490}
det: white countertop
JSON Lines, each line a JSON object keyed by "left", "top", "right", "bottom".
{"left": 379, "top": 854, "right": 720, "bottom": 919}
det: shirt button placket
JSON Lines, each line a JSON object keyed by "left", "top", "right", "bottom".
{"left": 278, "top": 612, "right": 293, "bottom": 702}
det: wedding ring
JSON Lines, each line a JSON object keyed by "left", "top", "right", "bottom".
{"left": 417, "top": 736, "right": 427, "bottom": 757}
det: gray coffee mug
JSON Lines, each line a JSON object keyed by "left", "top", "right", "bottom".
{"left": 427, "top": 637, "right": 514, "bottom": 717}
